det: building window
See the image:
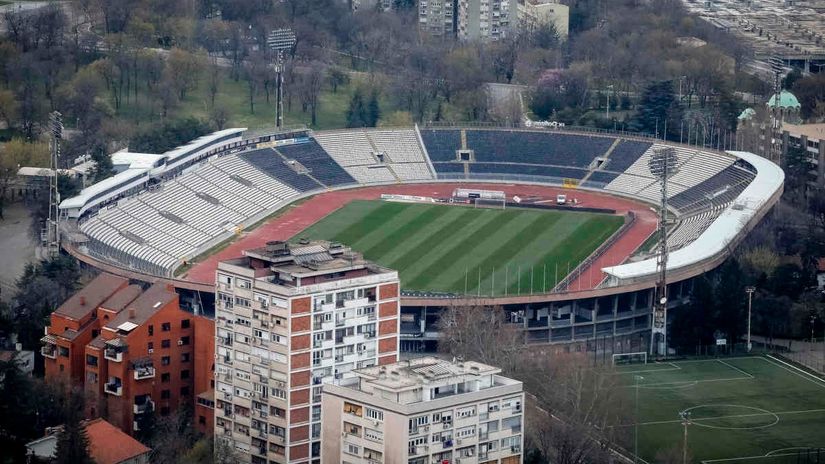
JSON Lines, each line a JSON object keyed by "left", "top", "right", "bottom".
{"left": 162, "top": 356, "right": 171, "bottom": 366}
{"left": 181, "top": 369, "right": 190, "bottom": 380}
{"left": 162, "top": 323, "right": 171, "bottom": 332}
{"left": 161, "top": 373, "right": 171, "bottom": 383}
{"left": 161, "top": 390, "right": 170, "bottom": 399}
{"left": 199, "top": 415, "right": 206, "bottom": 425}
{"left": 58, "top": 346, "right": 69, "bottom": 357}
{"left": 59, "top": 364, "right": 64, "bottom": 372}
{"left": 366, "top": 408, "right": 383, "bottom": 422}
{"left": 86, "top": 355, "right": 98, "bottom": 367}
{"left": 148, "top": 342, "right": 154, "bottom": 351}
{"left": 181, "top": 353, "right": 190, "bottom": 362}
{"left": 180, "top": 336, "right": 190, "bottom": 346}
{"left": 181, "top": 386, "right": 190, "bottom": 396}
{"left": 148, "top": 325, "right": 154, "bottom": 336}
{"left": 181, "top": 319, "right": 191, "bottom": 329}
{"left": 161, "top": 339, "right": 171, "bottom": 348}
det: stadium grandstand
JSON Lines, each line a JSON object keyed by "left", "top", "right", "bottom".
{"left": 58, "top": 126, "right": 784, "bottom": 349}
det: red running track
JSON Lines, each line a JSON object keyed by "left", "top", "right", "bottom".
{"left": 183, "top": 183, "right": 658, "bottom": 290}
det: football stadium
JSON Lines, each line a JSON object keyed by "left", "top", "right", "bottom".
{"left": 58, "top": 126, "right": 784, "bottom": 352}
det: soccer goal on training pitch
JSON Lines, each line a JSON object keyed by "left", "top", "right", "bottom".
{"left": 474, "top": 198, "right": 506, "bottom": 209}
{"left": 612, "top": 352, "right": 648, "bottom": 366}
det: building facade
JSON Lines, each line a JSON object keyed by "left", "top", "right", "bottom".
{"left": 419, "top": 0, "right": 458, "bottom": 39}
{"left": 213, "top": 240, "right": 400, "bottom": 463}
{"left": 457, "top": 0, "right": 515, "bottom": 41}
{"left": 321, "top": 357, "right": 525, "bottom": 464}
{"left": 42, "top": 274, "right": 214, "bottom": 435}
{"left": 518, "top": 0, "right": 569, "bottom": 41}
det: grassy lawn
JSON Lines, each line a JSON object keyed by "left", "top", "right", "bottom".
{"left": 617, "top": 356, "right": 825, "bottom": 463}
{"left": 290, "top": 200, "right": 623, "bottom": 295}
{"left": 112, "top": 68, "right": 353, "bottom": 131}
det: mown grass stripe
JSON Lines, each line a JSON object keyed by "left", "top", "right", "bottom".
{"left": 408, "top": 210, "right": 525, "bottom": 289}
{"left": 362, "top": 205, "right": 453, "bottom": 260}
{"left": 388, "top": 208, "right": 481, "bottom": 272}
{"left": 447, "top": 212, "right": 562, "bottom": 292}
{"left": 331, "top": 202, "right": 408, "bottom": 245}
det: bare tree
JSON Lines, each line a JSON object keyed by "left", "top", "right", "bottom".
{"left": 296, "top": 62, "right": 325, "bottom": 126}
{"left": 437, "top": 303, "right": 523, "bottom": 375}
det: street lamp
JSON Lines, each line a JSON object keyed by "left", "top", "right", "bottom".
{"left": 606, "top": 85, "right": 614, "bottom": 120}
{"left": 679, "top": 410, "right": 692, "bottom": 464}
{"left": 745, "top": 286, "right": 756, "bottom": 352}
{"left": 634, "top": 375, "right": 644, "bottom": 463}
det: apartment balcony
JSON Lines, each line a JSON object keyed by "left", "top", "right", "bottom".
{"left": 105, "top": 380, "right": 123, "bottom": 396}
{"left": 40, "top": 340, "right": 57, "bottom": 359}
{"left": 104, "top": 340, "right": 127, "bottom": 362}
{"left": 134, "top": 398, "right": 154, "bottom": 414}
{"left": 132, "top": 359, "right": 155, "bottom": 380}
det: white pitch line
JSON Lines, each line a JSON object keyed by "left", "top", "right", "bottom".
{"left": 624, "top": 375, "right": 754, "bottom": 389}
{"left": 717, "top": 359, "right": 754, "bottom": 379}
{"left": 614, "top": 363, "right": 682, "bottom": 375}
{"left": 762, "top": 355, "right": 825, "bottom": 390}
{"left": 625, "top": 407, "right": 825, "bottom": 427}
{"left": 700, "top": 450, "right": 823, "bottom": 464}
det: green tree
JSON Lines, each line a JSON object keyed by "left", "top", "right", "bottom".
{"left": 54, "top": 389, "right": 94, "bottom": 464}
{"left": 327, "top": 68, "right": 349, "bottom": 94}
{"left": 630, "top": 80, "right": 683, "bottom": 140}
{"left": 367, "top": 90, "right": 380, "bottom": 127}
{"left": 346, "top": 87, "right": 369, "bottom": 128}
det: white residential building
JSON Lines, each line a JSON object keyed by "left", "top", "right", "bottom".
{"left": 321, "top": 357, "right": 524, "bottom": 464}
{"left": 214, "top": 240, "right": 401, "bottom": 464}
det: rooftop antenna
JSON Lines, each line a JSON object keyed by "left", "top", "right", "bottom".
{"left": 267, "top": 28, "right": 297, "bottom": 131}
{"left": 648, "top": 147, "right": 679, "bottom": 357}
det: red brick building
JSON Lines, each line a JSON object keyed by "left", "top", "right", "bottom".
{"left": 42, "top": 273, "right": 214, "bottom": 435}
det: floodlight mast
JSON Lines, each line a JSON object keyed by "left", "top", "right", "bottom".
{"left": 648, "top": 147, "right": 678, "bottom": 357}
{"left": 267, "top": 29, "right": 296, "bottom": 130}
{"left": 769, "top": 56, "right": 784, "bottom": 165}
{"left": 46, "top": 111, "right": 63, "bottom": 258}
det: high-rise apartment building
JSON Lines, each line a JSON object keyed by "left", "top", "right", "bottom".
{"left": 213, "top": 240, "right": 400, "bottom": 463}
{"left": 457, "top": 0, "right": 515, "bottom": 41}
{"left": 321, "top": 356, "right": 525, "bottom": 464}
{"left": 41, "top": 274, "right": 215, "bottom": 435}
{"left": 419, "top": 0, "right": 457, "bottom": 39}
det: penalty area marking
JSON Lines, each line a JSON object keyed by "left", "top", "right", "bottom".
{"left": 614, "top": 362, "right": 682, "bottom": 375}
{"left": 716, "top": 359, "right": 755, "bottom": 379}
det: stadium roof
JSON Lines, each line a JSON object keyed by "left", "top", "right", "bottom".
{"left": 58, "top": 167, "right": 148, "bottom": 209}
{"left": 164, "top": 127, "right": 246, "bottom": 162}
{"left": 602, "top": 151, "right": 784, "bottom": 283}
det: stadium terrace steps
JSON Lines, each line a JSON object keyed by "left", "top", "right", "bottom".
{"left": 315, "top": 129, "right": 435, "bottom": 183}
{"left": 239, "top": 148, "right": 325, "bottom": 191}
{"left": 275, "top": 140, "right": 356, "bottom": 187}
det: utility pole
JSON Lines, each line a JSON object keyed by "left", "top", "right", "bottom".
{"left": 45, "top": 111, "right": 63, "bottom": 258}
{"left": 745, "top": 286, "right": 755, "bottom": 352}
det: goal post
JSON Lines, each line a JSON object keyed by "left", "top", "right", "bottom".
{"left": 474, "top": 198, "right": 506, "bottom": 210}
{"left": 612, "top": 352, "right": 648, "bottom": 366}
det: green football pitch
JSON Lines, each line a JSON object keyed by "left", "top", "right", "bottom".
{"left": 291, "top": 200, "right": 624, "bottom": 295}
{"left": 616, "top": 356, "right": 825, "bottom": 463}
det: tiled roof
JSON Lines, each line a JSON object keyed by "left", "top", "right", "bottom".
{"left": 84, "top": 419, "right": 150, "bottom": 464}
{"left": 54, "top": 274, "right": 128, "bottom": 320}
{"left": 99, "top": 285, "right": 143, "bottom": 313}
{"left": 105, "top": 283, "right": 178, "bottom": 330}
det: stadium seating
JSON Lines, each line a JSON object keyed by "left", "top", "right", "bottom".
{"left": 315, "top": 129, "right": 434, "bottom": 183}
{"left": 465, "top": 130, "right": 615, "bottom": 167}
{"left": 419, "top": 129, "right": 462, "bottom": 161}
{"left": 470, "top": 163, "right": 589, "bottom": 180}
{"left": 602, "top": 140, "right": 653, "bottom": 174}
{"left": 276, "top": 140, "right": 356, "bottom": 187}
{"left": 668, "top": 165, "right": 755, "bottom": 215}
{"left": 239, "top": 148, "right": 324, "bottom": 191}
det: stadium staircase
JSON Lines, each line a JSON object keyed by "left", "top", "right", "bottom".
{"left": 460, "top": 129, "right": 468, "bottom": 150}
{"left": 580, "top": 138, "right": 622, "bottom": 185}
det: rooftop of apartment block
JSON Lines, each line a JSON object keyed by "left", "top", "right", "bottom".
{"left": 54, "top": 273, "right": 128, "bottom": 320}
{"left": 783, "top": 122, "right": 825, "bottom": 142}
{"left": 220, "top": 240, "right": 397, "bottom": 289}
{"left": 332, "top": 356, "right": 521, "bottom": 406}
{"left": 104, "top": 283, "right": 179, "bottom": 332}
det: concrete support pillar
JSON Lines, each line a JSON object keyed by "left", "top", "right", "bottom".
{"left": 819, "top": 141, "right": 825, "bottom": 188}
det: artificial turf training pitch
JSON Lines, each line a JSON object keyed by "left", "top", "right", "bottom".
{"left": 291, "top": 199, "right": 624, "bottom": 295}
{"left": 616, "top": 355, "right": 825, "bottom": 463}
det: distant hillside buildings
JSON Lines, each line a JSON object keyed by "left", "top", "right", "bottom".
{"left": 418, "top": 0, "right": 568, "bottom": 42}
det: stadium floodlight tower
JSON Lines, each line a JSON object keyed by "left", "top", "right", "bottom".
{"left": 648, "top": 147, "right": 679, "bottom": 356}
{"left": 43, "top": 111, "right": 63, "bottom": 258}
{"left": 768, "top": 56, "right": 785, "bottom": 165}
{"left": 267, "top": 28, "right": 296, "bottom": 130}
